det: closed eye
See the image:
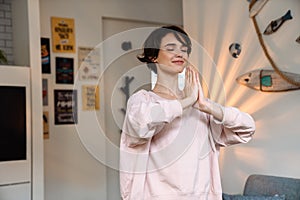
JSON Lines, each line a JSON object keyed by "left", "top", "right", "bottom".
{"left": 165, "top": 47, "right": 175, "bottom": 51}
{"left": 181, "top": 48, "right": 188, "bottom": 53}
{"left": 163, "top": 43, "right": 188, "bottom": 54}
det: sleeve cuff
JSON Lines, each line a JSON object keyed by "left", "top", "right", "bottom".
{"left": 211, "top": 104, "right": 225, "bottom": 124}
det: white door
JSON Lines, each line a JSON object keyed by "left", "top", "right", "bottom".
{"left": 102, "top": 18, "right": 165, "bottom": 200}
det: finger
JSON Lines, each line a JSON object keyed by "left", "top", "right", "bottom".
{"left": 187, "top": 67, "right": 191, "bottom": 84}
{"left": 193, "top": 70, "right": 199, "bottom": 86}
{"left": 189, "top": 63, "right": 199, "bottom": 74}
{"left": 192, "top": 70, "right": 196, "bottom": 84}
{"left": 185, "top": 68, "right": 191, "bottom": 89}
{"left": 185, "top": 67, "right": 188, "bottom": 82}
{"left": 198, "top": 80, "right": 204, "bottom": 98}
{"left": 195, "top": 72, "right": 200, "bottom": 84}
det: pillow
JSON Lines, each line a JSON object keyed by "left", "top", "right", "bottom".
{"left": 222, "top": 193, "right": 285, "bottom": 200}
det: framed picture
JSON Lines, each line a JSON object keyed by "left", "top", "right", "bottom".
{"left": 82, "top": 85, "right": 100, "bottom": 111}
{"left": 51, "top": 17, "right": 75, "bottom": 53}
{"left": 41, "top": 38, "right": 51, "bottom": 74}
{"left": 43, "top": 111, "right": 49, "bottom": 139}
{"left": 78, "top": 46, "right": 100, "bottom": 80}
{"left": 42, "top": 78, "right": 48, "bottom": 106}
{"left": 56, "top": 57, "right": 74, "bottom": 84}
{"left": 54, "top": 89, "right": 77, "bottom": 125}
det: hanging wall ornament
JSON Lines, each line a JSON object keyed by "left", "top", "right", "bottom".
{"left": 120, "top": 76, "right": 134, "bottom": 115}
{"left": 296, "top": 35, "right": 300, "bottom": 44}
{"left": 249, "top": 0, "right": 269, "bottom": 17}
{"left": 229, "top": 43, "right": 242, "bottom": 58}
{"left": 263, "top": 10, "right": 293, "bottom": 35}
{"left": 121, "top": 41, "right": 132, "bottom": 51}
{"left": 236, "top": 69, "right": 300, "bottom": 92}
{"left": 248, "top": 0, "right": 300, "bottom": 87}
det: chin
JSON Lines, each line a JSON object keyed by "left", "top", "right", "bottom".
{"left": 178, "top": 68, "right": 185, "bottom": 73}
{"left": 176, "top": 65, "right": 185, "bottom": 73}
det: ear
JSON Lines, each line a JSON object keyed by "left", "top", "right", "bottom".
{"left": 152, "top": 58, "right": 157, "bottom": 63}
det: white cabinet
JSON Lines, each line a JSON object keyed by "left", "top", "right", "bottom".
{"left": 0, "top": 66, "right": 31, "bottom": 199}
{"left": 0, "top": 0, "right": 43, "bottom": 199}
{"left": 0, "top": 183, "right": 31, "bottom": 200}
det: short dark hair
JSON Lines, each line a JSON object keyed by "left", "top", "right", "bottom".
{"left": 137, "top": 25, "right": 192, "bottom": 74}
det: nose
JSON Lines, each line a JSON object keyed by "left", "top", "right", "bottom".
{"left": 175, "top": 49, "right": 183, "bottom": 57}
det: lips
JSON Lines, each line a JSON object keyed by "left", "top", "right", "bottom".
{"left": 172, "top": 60, "right": 184, "bottom": 65}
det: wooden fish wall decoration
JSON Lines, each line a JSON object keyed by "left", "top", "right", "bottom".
{"left": 246, "top": 0, "right": 300, "bottom": 88}
{"left": 249, "top": 0, "right": 269, "bottom": 17}
{"left": 236, "top": 69, "right": 300, "bottom": 92}
{"left": 263, "top": 10, "right": 293, "bottom": 35}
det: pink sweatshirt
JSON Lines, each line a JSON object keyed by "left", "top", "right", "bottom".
{"left": 120, "top": 90, "right": 255, "bottom": 200}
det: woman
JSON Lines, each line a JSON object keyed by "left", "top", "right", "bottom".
{"left": 119, "top": 25, "right": 255, "bottom": 200}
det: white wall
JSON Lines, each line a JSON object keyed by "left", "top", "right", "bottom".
{"left": 183, "top": 0, "right": 300, "bottom": 194}
{"left": 39, "top": 0, "right": 182, "bottom": 199}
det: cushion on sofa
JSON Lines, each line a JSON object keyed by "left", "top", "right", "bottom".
{"left": 222, "top": 193, "right": 285, "bottom": 200}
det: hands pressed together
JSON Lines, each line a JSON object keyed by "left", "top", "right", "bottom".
{"left": 182, "top": 65, "right": 207, "bottom": 111}
{"left": 181, "top": 65, "right": 224, "bottom": 121}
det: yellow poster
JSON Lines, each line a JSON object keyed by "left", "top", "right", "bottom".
{"left": 82, "top": 85, "right": 100, "bottom": 111}
{"left": 51, "top": 17, "right": 75, "bottom": 53}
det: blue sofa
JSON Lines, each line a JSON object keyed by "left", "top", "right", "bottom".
{"left": 243, "top": 174, "right": 300, "bottom": 200}
{"left": 223, "top": 174, "right": 300, "bottom": 200}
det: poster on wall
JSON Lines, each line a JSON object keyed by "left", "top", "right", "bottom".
{"left": 51, "top": 17, "right": 75, "bottom": 53}
{"left": 42, "top": 78, "right": 48, "bottom": 106}
{"left": 41, "top": 38, "right": 51, "bottom": 73}
{"left": 78, "top": 46, "right": 100, "bottom": 80}
{"left": 54, "top": 89, "right": 77, "bottom": 125}
{"left": 43, "top": 111, "right": 49, "bottom": 139}
{"left": 82, "top": 85, "right": 100, "bottom": 111}
{"left": 56, "top": 57, "right": 74, "bottom": 84}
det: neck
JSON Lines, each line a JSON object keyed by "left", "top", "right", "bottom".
{"left": 153, "top": 73, "right": 180, "bottom": 99}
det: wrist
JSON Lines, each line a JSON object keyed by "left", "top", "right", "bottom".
{"left": 202, "top": 99, "right": 213, "bottom": 113}
{"left": 204, "top": 99, "right": 224, "bottom": 121}
{"left": 195, "top": 98, "right": 210, "bottom": 113}
{"left": 179, "top": 96, "right": 197, "bottom": 110}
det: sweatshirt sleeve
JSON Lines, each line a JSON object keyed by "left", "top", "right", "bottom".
{"left": 122, "top": 90, "right": 182, "bottom": 147}
{"left": 209, "top": 106, "right": 256, "bottom": 146}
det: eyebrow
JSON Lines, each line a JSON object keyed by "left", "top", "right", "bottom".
{"left": 163, "top": 43, "right": 188, "bottom": 48}
{"left": 163, "top": 43, "right": 176, "bottom": 47}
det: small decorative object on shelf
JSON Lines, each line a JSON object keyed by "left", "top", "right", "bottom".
{"left": 0, "top": 49, "right": 8, "bottom": 64}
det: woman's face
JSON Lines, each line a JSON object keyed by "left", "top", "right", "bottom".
{"left": 155, "top": 33, "right": 189, "bottom": 74}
